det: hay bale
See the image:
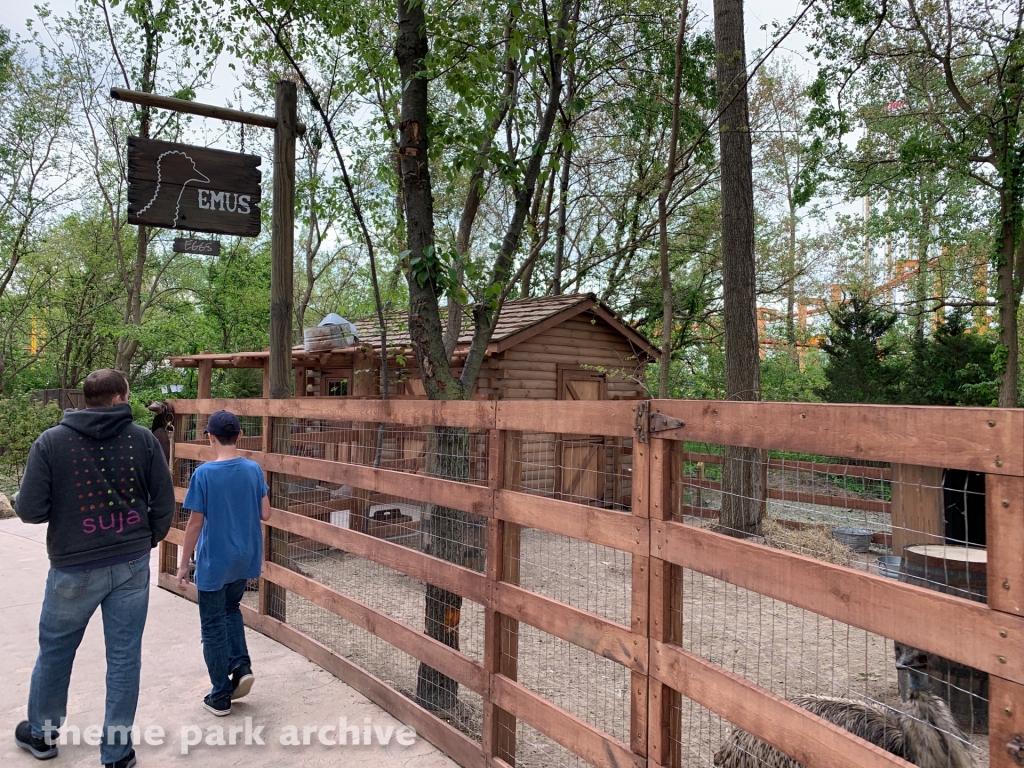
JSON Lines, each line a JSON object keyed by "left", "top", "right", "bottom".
{"left": 0, "top": 492, "right": 14, "bottom": 519}
{"left": 762, "top": 519, "right": 853, "bottom": 567}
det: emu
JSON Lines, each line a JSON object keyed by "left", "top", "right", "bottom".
{"left": 713, "top": 647, "right": 974, "bottom": 768}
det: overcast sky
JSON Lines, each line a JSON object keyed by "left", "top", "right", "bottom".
{"left": 2, "top": 0, "right": 820, "bottom": 96}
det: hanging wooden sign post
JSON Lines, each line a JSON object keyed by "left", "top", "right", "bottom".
{"left": 111, "top": 84, "right": 302, "bottom": 401}
{"left": 112, "top": 84, "right": 303, "bottom": 621}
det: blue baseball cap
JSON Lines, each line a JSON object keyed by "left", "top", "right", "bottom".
{"left": 204, "top": 410, "right": 241, "bottom": 437}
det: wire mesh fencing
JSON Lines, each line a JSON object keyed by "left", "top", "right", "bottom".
{"left": 156, "top": 398, "right": 1021, "bottom": 768}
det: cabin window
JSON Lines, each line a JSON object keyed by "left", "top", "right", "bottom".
{"left": 325, "top": 378, "right": 349, "bottom": 397}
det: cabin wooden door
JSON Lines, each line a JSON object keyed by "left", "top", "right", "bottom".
{"left": 556, "top": 369, "right": 607, "bottom": 505}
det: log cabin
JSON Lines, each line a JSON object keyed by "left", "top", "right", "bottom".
{"left": 170, "top": 293, "right": 659, "bottom": 554}
{"left": 170, "top": 293, "right": 658, "bottom": 403}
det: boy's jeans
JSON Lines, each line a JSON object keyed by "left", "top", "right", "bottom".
{"left": 198, "top": 578, "right": 251, "bottom": 700}
{"left": 28, "top": 553, "right": 150, "bottom": 765}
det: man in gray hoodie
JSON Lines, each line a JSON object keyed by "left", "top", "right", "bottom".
{"left": 14, "top": 369, "right": 175, "bottom": 768}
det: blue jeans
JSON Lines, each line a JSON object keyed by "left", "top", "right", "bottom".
{"left": 28, "top": 554, "right": 150, "bottom": 765}
{"left": 198, "top": 578, "right": 250, "bottom": 700}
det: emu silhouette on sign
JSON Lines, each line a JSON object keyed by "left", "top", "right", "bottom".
{"left": 712, "top": 647, "right": 974, "bottom": 768}
{"left": 136, "top": 150, "right": 210, "bottom": 227}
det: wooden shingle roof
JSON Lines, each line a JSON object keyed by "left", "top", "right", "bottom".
{"left": 170, "top": 293, "right": 659, "bottom": 368}
{"left": 352, "top": 293, "right": 659, "bottom": 360}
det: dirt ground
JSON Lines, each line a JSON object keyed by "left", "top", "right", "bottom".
{"left": 260, "top": 515, "right": 989, "bottom": 768}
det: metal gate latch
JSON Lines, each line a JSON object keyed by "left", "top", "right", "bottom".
{"left": 1008, "top": 734, "right": 1024, "bottom": 765}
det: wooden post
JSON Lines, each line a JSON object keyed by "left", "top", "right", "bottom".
{"left": 630, "top": 438, "right": 651, "bottom": 759}
{"left": 988, "top": 473, "right": 1024, "bottom": 767}
{"left": 648, "top": 437, "right": 682, "bottom": 768}
{"left": 197, "top": 359, "right": 212, "bottom": 434}
{"left": 484, "top": 430, "right": 521, "bottom": 764}
{"left": 269, "top": 79, "right": 296, "bottom": 400}
{"left": 263, "top": 79, "right": 296, "bottom": 622}
{"left": 890, "top": 464, "right": 944, "bottom": 556}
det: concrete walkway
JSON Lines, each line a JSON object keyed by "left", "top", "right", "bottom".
{"left": 0, "top": 518, "right": 457, "bottom": 768}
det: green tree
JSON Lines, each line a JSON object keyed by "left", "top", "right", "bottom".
{"left": 818, "top": 294, "right": 902, "bottom": 403}
{"left": 809, "top": 0, "right": 1024, "bottom": 406}
{"left": 905, "top": 312, "right": 998, "bottom": 406}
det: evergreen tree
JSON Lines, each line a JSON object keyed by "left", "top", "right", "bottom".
{"left": 905, "top": 312, "right": 998, "bottom": 407}
{"left": 817, "top": 295, "right": 901, "bottom": 404}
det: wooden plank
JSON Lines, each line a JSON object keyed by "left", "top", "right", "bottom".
{"left": 496, "top": 400, "right": 638, "bottom": 437}
{"left": 173, "top": 486, "right": 187, "bottom": 504}
{"left": 649, "top": 400, "right": 1023, "bottom": 475}
{"left": 491, "top": 434, "right": 523, "bottom": 763}
{"left": 175, "top": 442, "right": 265, "bottom": 466}
{"left": 484, "top": 515, "right": 519, "bottom": 764}
{"left": 630, "top": 669, "right": 648, "bottom": 759}
{"left": 490, "top": 676, "right": 645, "bottom": 768}
{"left": 631, "top": 556, "right": 650, "bottom": 757}
{"left": 890, "top": 464, "right": 944, "bottom": 555}
{"left": 493, "top": 490, "right": 647, "bottom": 555}
{"left": 128, "top": 136, "right": 261, "bottom": 186}
{"left": 767, "top": 459, "right": 891, "bottom": 480}
{"left": 269, "top": 508, "right": 490, "bottom": 605}
{"left": 648, "top": 439, "right": 682, "bottom": 767}
{"left": 682, "top": 453, "right": 893, "bottom": 482}
{"left": 988, "top": 475, "right": 1024, "bottom": 616}
{"left": 172, "top": 398, "right": 268, "bottom": 417}
{"left": 678, "top": 476, "right": 892, "bottom": 514}
{"left": 989, "top": 675, "right": 1024, "bottom": 768}
{"left": 261, "top": 452, "right": 492, "bottom": 518}
{"left": 163, "top": 527, "right": 185, "bottom": 546}
{"left": 266, "top": 397, "right": 496, "bottom": 429}
{"left": 261, "top": 561, "right": 487, "bottom": 695}
{"left": 239, "top": 608, "right": 486, "bottom": 768}
{"left": 503, "top": 350, "right": 642, "bottom": 367}
{"left": 631, "top": 436, "right": 651, "bottom": 759}
{"left": 649, "top": 639, "right": 912, "bottom": 768}
{"left": 168, "top": 397, "right": 496, "bottom": 429}
{"left": 491, "top": 582, "right": 646, "bottom": 673}
{"left": 111, "top": 87, "right": 307, "bottom": 134}
{"left": 488, "top": 429, "right": 503, "bottom": 491}
{"left": 654, "top": 519, "right": 1024, "bottom": 682}
{"left": 491, "top": 296, "right": 595, "bottom": 353}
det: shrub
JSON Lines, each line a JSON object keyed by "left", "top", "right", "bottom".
{"left": 0, "top": 395, "right": 63, "bottom": 492}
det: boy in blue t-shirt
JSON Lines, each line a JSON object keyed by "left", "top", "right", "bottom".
{"left": 177, "top": 410, "right": 271, "bottom": 716}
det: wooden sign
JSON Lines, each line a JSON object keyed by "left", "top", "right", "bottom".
{"left": 172, "top": 237, "right": 221, "bottom": 255}
{"left": 127, "top": 137, "right": 261, "bottom": 237}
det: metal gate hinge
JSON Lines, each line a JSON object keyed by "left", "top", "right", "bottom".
{"left": 635, "top": 401, "right": 649, "bottom": 444}
{"left": 650, "top": 412, "right": 685, "bottom": 433}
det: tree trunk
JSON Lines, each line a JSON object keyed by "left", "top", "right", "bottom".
{"left": 415, "top": 425, "right": 468, "bottom": 710}
{"left": 396, "top": 0, "right": 571, "bottom": 709}
{"left": 785, "top": 200, "right": 798, "bottom": 362}
{"left": 913, "top": 202, "right": 931, "bottom": 346}
{"left": 396, "top": 0, "right": 465, "bottom": 710}
{"left": 657, "top": 1, "right": 687, "bottom": 398}
{"left": 714, "top": 0, "right": 763, "bottom": 535}
{"left": 996, "top": 189, "right": 1020, "bottom": 407}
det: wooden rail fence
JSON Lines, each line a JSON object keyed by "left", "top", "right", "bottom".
{"left": 158, "top": 398, "right": 1024, "bottom": 768}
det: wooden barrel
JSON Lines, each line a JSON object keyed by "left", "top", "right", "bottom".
{"left": 899, "top": 544, "right": 988, "bottom": 732}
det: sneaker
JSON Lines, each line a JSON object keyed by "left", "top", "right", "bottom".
{"left": 203, "top": 694, "right": 231, "bottom": 717}
{"left": 14, "top": 721, "right": 58, "bottom": 760}
{"left": 104, "top": 749, "right": 137, "bottom": 768}
{"left": 231, "top": 666, "right": 255, "bottom": 700}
